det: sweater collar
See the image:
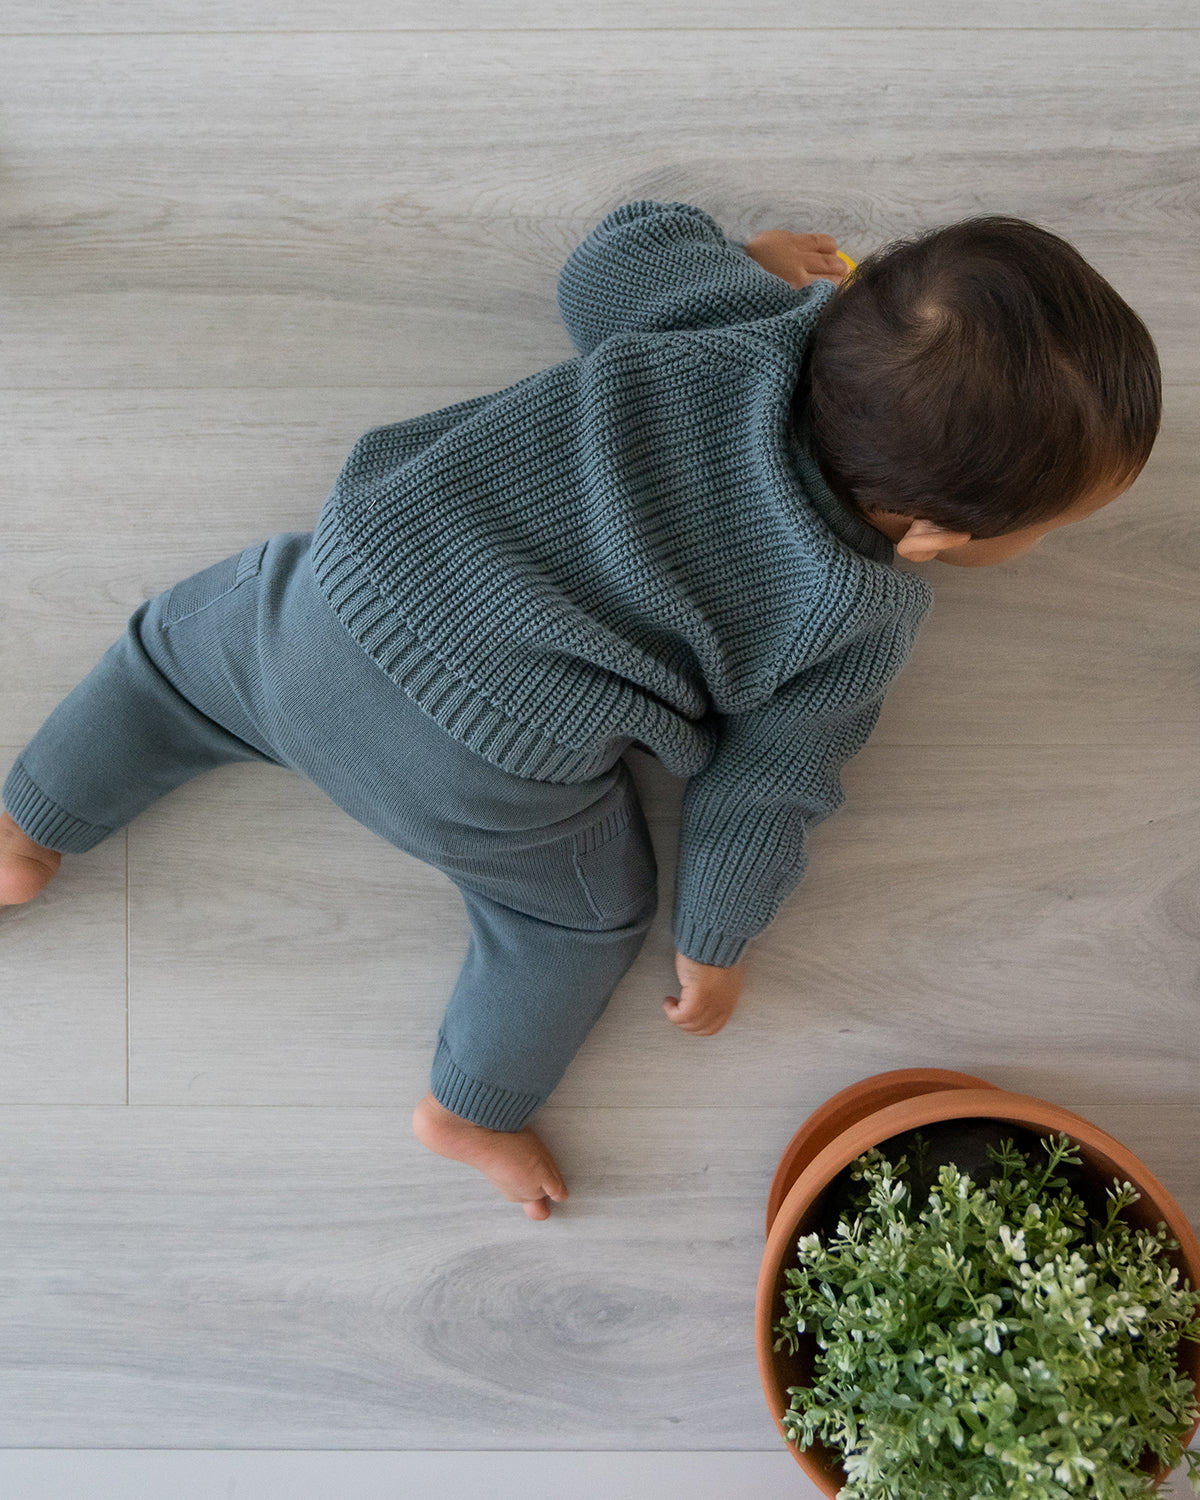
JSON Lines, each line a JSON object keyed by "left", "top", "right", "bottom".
{"left": 790, "top": 447, "right": 897, "bottom": 565}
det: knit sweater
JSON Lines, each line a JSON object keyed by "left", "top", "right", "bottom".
{"left": 311, "top": 200, "right": 933, "bottom": 967}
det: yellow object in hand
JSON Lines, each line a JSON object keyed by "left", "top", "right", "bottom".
{"left": 836, "top": 250, "right": 857, "bottom": 283}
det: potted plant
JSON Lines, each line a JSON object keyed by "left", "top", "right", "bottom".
{"left": 756, "top": 1070, "right": 1200, "bottom": 1498}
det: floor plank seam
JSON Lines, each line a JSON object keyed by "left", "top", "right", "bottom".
{"left": 3, "top": 26, "right": 1199, "bottom": 35}
{"left": 125, "top": 829, "right": 131, "bottom": 1109}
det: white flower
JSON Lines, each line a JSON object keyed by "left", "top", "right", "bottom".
{"left": 997, "top": 1225, "right": 1027, "bottom": 1261}
{"left": 1051, "top": 1450, "right": 1097, "bottom": 1484}
{"left": 1103, "top": 1303, "right": 1147, "bottom": 1334}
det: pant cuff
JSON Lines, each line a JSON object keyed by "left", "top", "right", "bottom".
{"left": 430, "top": 1033, "right": 544, "bottom": 1132}
{"left": 2, "top": 759, "right": 114, "bottom": 853}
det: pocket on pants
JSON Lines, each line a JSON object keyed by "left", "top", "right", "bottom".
{"left": 572, "top": 795, "right": 658, "bottom": 927}
{"left": 160, "top": 542, "right": 269, "bottom": 629}
{"left": 436, "top": 779, "right": 658, "bottom": 933}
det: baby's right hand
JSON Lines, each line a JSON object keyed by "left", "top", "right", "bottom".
{"left": 744, "top": 230, "right": 850, "bottom": 289}
{"left": 664, "top": 951, "right": 745, "bottom": 1037}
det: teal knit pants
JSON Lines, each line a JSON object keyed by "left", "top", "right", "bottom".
{"left": 3, "top": 533, "right": 658, "bottom": 1130}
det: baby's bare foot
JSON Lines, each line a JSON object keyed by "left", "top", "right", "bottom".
{"left": 412, "top": 1092, "right": 568, "bottom": 1221}
{"left": 0, "top": 812, "right": 63, "bottom": 905}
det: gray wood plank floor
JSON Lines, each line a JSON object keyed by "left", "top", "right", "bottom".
{"left": 1, "top": 0, "right": 1197, "bottom": 1486}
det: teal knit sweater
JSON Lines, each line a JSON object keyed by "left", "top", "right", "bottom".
{"left": 311, "top": 201, "right": 933, "bottom": 966}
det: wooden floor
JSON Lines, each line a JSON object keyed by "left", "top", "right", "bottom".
{"left": 1, "top": 2, "right": 1197, "bottom": 1494}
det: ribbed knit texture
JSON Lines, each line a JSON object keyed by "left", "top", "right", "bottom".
{"left": 430, "top": 1033, "right": 545, "bottom": 1133}
{"left": 312, "top": 201, "right": 933, "bottom": 965}
{"left": 2, "top": 758, "right": 112, "bottom": 853}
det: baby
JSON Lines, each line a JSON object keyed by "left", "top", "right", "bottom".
{"left": 0, "top": 201, "right": 1161, "bottom": 1218}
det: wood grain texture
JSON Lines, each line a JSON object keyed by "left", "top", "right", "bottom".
{"left": 1, "top": 33, "right": 1194, "bottom": 379}
{"left": 0, "top": 1106, "right": 783, "bottom": 1447}
{"left": 4, "top": 2, "right": 1199, "bottom": 32}
{"left": 0, "top": 758, "right": 128, "bottom": 1104}
{"left": 0, "top": 1452, "right": 826, "bottom": 1500}
{"left": 0, "top": 1103, "right": 1193, "bottom": 1449}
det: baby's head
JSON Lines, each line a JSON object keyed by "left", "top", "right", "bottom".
{"left": 800, "top": 216, "right": 1162, "bottom": 566}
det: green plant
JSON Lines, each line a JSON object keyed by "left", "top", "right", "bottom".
{"left": 774, "top": 1134, "right": 1200, "bottom": 1499}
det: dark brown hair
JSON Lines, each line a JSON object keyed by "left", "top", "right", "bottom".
{"left": 799, "top": 216, "right": 1162, "bottom": 538}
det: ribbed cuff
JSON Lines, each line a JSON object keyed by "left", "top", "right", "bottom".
{"left": 673, "top": 915, "right": 750, "bottom": 968}
{"left": 2, "top": 759, "right": 114, "bottom": 854}
{"left": 430, "top": 1034, "right": 543, "bottom": 1133}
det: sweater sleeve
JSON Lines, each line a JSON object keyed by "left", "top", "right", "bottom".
{"left": 671, "top": 619, "right": 917, "bottom": 967}
{"left": 557, "top": 200, "right": 822, "bottom": 356}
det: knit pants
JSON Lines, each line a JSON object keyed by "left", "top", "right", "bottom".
{"left": 3, "top": 532, "right": 658, "bottom": 1131}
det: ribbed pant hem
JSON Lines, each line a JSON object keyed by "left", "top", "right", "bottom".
{"left": 1, "top": 759, "right": 114, "bottom": 854}
{"left": 430, "top": 1034, "right": 544, "bottom": 1133}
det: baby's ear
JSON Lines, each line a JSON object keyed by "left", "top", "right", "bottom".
{"left": 894, "top": 519, "right": 971, "bottom": 562}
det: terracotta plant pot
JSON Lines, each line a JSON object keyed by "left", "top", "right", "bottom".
{"left": 756, "top": 1069, "right": 1200, "bottom": 1497}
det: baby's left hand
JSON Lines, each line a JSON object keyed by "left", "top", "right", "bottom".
{"left": 743, "top": 230, "right": 850, "bottom": 289}
{"left": 664, "top": 951, "right": 744, "bottom": 1037}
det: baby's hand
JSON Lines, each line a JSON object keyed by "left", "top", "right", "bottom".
{"left": 743, "top": 230, "right": 850, "bottom": 289}
{"left": 664, "top": 950, "right": 744, "bottom": 1037}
